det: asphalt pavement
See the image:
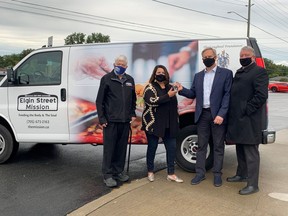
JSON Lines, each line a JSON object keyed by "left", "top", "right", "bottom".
{"left": 68, "top": 129, "right": 288, "bottom": 216}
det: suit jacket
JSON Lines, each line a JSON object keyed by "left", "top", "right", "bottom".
{"left": 179, "top": 66, "right": 233, "bottom": 123}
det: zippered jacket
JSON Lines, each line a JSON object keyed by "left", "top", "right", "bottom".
{"left": 96, "top": 70, "right": 136, "bottom": 124}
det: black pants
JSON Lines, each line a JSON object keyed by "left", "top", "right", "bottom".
{"left": 102, "top": 122, "right": 130, "bottom": 179}
{"left": 196, "top": 109, "right": 226, "bottom": 177}
{"left": 145, "top": 130, "right": 176, "bottom": 175}
{"left": 236, "top": 144, "right": 260, "bottom": 187}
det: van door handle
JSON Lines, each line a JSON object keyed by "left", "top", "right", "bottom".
{"left": 61, "top": 88, "right": 66, "bottom": 101}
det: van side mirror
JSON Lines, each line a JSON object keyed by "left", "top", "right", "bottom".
{"left": 7, "top": 68, "right": 15, "bottom": 83}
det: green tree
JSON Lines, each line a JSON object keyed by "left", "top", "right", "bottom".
{"left": 64, "top": 32, "right": 110, "bottom": 45}
{"left": 0, "top": 54, "right": 19, "bottom": 68}
{"left": 20, "top": 49, "right": 34, "bottom": 59}
{"left": 64, "top": 32, "right": 86, "bottom": 45}
{"left": 86, "top": 33, "right": 110, "bottom": 43}
{"left": 0, "top": 49, "right": 34, "bottom": 68}
{"left": 264, "top": 58, "right": 288, "bottom": 78}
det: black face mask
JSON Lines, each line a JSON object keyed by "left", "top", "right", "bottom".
{"left": 240, "top": 57, "right": 252, "bottom": 67}
{"left": 155, "top": 74, "right": 166, "bottom": 82}
{"left": 203, "top": 58, "right": 215, "bottom": 67}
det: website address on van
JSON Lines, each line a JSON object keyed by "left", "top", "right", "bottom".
{"left": 28, "top": 125, "right": 49, "bottom": 129}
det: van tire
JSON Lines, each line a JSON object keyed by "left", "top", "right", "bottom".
{"left": 175, "top": 125, "right": 213, "bottom": 172}
{"left": 0, "top": 125, "right": 17, "bottom": 164}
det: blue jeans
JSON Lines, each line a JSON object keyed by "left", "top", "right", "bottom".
{"left": 145, "top": 130, "right": 176, "bottom": 175}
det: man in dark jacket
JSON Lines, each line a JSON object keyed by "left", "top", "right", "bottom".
{"left": 96, "top": 55, "right": 136, "bottom": 188}
{"left": 177, "top": 47, "right": 233, "bottom": 187}
{"left": 226, "top": 46, "right": 268, "bottom": 195}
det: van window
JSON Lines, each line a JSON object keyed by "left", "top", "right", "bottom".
{"left": 16, "top": 51, "right": 62, "bottom": 85}
{"left": 0, "top": 71, "right": 6, "bottom": 82}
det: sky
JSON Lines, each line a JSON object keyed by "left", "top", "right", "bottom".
{"left": 0, "top": 0, "right": 288, "bottom": 65}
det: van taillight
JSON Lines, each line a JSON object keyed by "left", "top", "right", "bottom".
{"left": 255, "top": 57, "right": 265, "bottom": 68}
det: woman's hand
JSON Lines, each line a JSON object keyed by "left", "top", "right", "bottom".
{"left": 168, "top": 87, "right": 178, "bottom": 97}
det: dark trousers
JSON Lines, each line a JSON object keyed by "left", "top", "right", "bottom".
{"left": 236, "top": 144, "right": 260, "bottom": 187}
{"left": 145, "top": 130, "right": 176, "bottom": 175}
{"left": 102, "top": 122, "right": 130, "bottom": 179}
{"left": 196, "top": 109, "right": 226, "bottom": 177}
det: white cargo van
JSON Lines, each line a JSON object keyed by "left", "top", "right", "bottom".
{"left": 0, "top": 38, "right": 275, "bottom": 172}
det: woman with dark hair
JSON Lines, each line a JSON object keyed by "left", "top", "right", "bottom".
{"left": 142, "top": 65, "right": 183, "bottom": 183}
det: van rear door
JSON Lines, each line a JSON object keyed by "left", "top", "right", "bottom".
{"left": 7, "top": 49, "right": 70, "bottom": 142}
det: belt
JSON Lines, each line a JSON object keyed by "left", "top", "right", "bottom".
{"left": 203, "top": 107, "right": 211, "bottom": 111}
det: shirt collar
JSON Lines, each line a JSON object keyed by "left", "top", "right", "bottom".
{"left": 204, "top": 65, "right": 217, "bottom": 73}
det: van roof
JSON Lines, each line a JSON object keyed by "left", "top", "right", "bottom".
{"left": 37, "top": 37, "right": 252, "bottom": 51}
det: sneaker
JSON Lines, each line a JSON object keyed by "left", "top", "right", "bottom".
{"left": 104, "top": 177, "right": 117, "bottom": 188}
{"left": 191, "top": 175, "right": 206, "bottom": 185}
{"left": 113, "top": 173, "right": 129, "bottom": 182}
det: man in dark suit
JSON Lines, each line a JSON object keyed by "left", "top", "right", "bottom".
{"left": 226, "top": 46, "right": 268, "bottom": 195}
{"left": 176, "top": 47, "right": 233, "bottom": 187}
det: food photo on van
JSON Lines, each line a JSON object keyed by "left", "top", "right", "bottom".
{"left": 0, "top": 37, "right": 275, "bottom": 172}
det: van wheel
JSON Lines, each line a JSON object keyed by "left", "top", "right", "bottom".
{"left": 176, "top": 125, "right": 213, "bottom": 172}
{"left": 271, "top": 87, "right": 277, "bottom": 92}
{"left": 0, "top": 125, "right": 18, "bottom": 164}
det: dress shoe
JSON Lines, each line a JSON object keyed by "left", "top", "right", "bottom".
{"left": 191, "top": 175, "right": 205, "bottom": 185}
{"left": 167, "top": 175, "right": 183, "bottom": 183}
{"left": 226, "top": 175, "right": 248, "bottom": 182}
{"left": 147, "top": 173, "right": 155, "bottom": 182}
{"left": 239, "top": 186, "right": 259, "bottom": 195}
{"left": 103, "top": 177, "right": 117, "bottom": 188}
{"left": 214, "top": 176, "right": 222, "bottom": 187}
{"left": 113, "top": 173, "right": 129, "bottom": 182}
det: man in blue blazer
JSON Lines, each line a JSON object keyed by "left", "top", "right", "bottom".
{"left": 176, "top": 47, "right": 233, "bottom": 187}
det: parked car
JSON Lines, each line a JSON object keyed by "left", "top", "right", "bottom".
{"left": 268, "top": 82, "right": 288, "bottom": 92}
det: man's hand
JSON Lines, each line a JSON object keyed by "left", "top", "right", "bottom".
{"left": 100, "top": 123, "right": 108, "bottom": 128}
{"left": 214, "top": 116, "right": 223, "bottom": 125}
{"left": 174, "top": 82, "right": 183, "bottom": 91}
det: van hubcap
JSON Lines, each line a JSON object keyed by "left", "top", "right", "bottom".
{"left": 181, "top": 135, "right": 198, "bottom": 163}
{"left": 0, "top": 135, "right": 5, "bottom": 154}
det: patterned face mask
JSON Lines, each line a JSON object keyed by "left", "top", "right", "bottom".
{"left": 114, "top": 66, "right": 126, "bottom": 75}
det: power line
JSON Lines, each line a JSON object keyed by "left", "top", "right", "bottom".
{"left": 274, "top": 0, "right": 288, "bottom": 10}
{"left": 8, "top": 0, "right": 218, "bottom": 38}
{"left": 215, "top": 0, "right": 246, "bottom": 6}
{"left": 251, "top": 23, "right": 288, "bottom": 44}
{"left": 153, "top": 0, "right": 288, "bottom": 45}
{"left": 254, "top": 0, "right": 288, "bottom": 30}
{"left": 253, "top": 10, "right": 288, "bottom": 32}
{"left": 0, "top": 5, "right": 194, "bottom": 39}
{"left": 152, "top": 0, "right": 244, "bottom": 22}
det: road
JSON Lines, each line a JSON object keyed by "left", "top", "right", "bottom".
{"left": 267, "top": 92, "right": 288, "bottom": 131}
{"left": 0, "top": 143, "right": 166, "bottom": 216}
{"left": 0, "top": 92, "right": 287, "bottom": 216}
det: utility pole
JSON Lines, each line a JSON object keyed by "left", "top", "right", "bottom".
{"left": 247, "top": 0, "right": 251, "bottom": 38}
{"left": 228, "top": 0, "right": 253, "bottom": 38}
